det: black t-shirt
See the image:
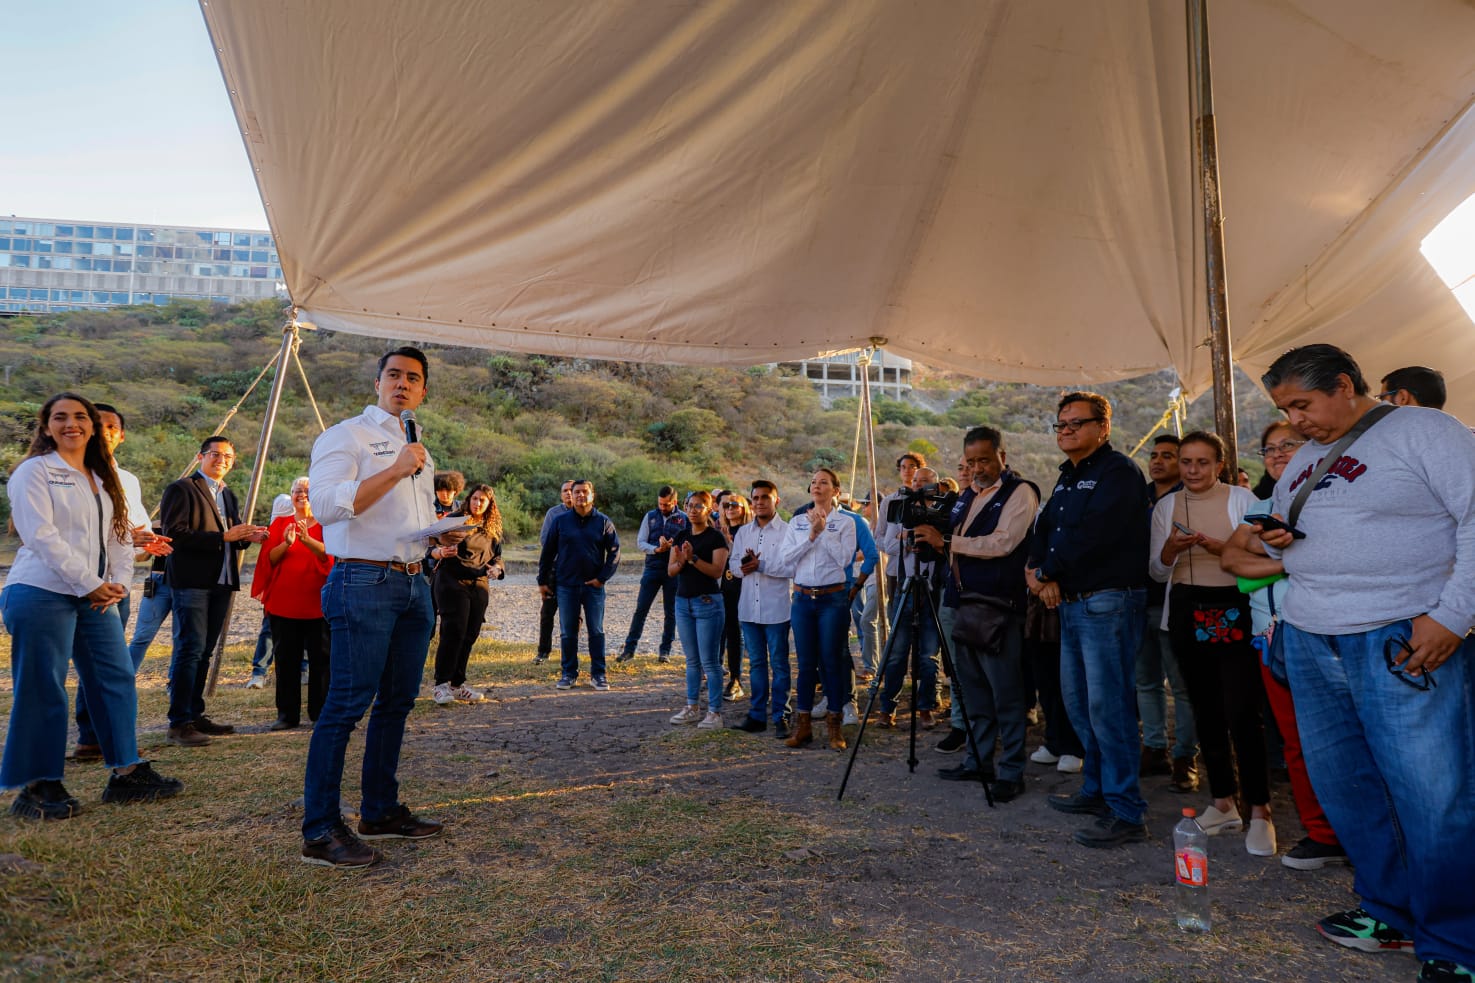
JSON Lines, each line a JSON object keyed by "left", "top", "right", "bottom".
{"left": 676, "top": 526, "right": 727, "bottom": 597}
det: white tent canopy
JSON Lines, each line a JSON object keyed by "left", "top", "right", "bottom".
{"left": 201, "top": 0, "right": 1475, "bottom": 414}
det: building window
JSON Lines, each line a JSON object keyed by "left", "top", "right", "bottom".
{"left": 115, "top": 227, "right": 133, "bottom": 241}
{"left": 95, "top": 226, "right": 114, "bottom": 240}
{"left": 75, "top": 226, "right": 93, "bottom": 238}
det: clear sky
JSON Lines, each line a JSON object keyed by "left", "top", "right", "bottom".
{"left": 0, "top": 1, "right": 269, "bottom": 230}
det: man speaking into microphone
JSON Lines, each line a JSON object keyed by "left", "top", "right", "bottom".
{"left": 299, "top": 346, "right": 463, "bottom": 869}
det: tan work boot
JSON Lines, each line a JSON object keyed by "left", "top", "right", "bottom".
{"left": 826, "top": 712, "right": 847, "bottom": 751}
{"left": 784, "top": 713, "right": 813, "bottom": 748}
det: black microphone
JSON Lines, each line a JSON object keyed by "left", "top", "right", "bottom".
{"left": 400, "top": 409, "right": 423, "bottom": 476}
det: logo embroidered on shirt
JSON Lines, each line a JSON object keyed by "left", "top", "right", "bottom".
{"left": 370, "top": 440, "right": 395, "bottom": 457}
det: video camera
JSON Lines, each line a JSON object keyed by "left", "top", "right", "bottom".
{"left": 885, "top": 483, "right": 959, "bottom": 562}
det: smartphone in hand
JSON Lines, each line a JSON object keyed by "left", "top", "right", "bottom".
{"left": 1172, "top": 520, "right": 1197, "bottom": 537}
{"left": 1247, "top": 513, "right": 1306, "bottom": 540}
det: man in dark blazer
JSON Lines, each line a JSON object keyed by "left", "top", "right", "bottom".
{"left": 160, "top": 436, "right": 267, "bottom": 746}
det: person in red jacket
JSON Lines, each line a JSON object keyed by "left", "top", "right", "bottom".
{"left": 255, "top": 477, "right": 333, "bottom": 730}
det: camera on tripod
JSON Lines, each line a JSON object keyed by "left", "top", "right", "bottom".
{"left": 884, "top": 483, "right": 959, "bottom": 563}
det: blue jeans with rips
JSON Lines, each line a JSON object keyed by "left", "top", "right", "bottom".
{"left": 790, "top": 589, "right": 850, "bottom": 713}
{"left": 741, "top": 621, "right": 792, "bottom": 723}
{"left": 167, "top": 586, "right": 233, "bottom": 728}
{"left": 622, "top": 565, "right": 676, "bottom": 657}
{"left": 1058, "top": 588, "right": 1148, "bottom": 825}
{"left": 1283, "top": 621, "right": 1475, "bottom": 967}
{"left": 1135, "top": 603, "right": 1197, "bottom": 759}
{"left": 675, "top": 593, "right": 725, "bottom": 710}
{"left": 301, "top": 563, "right": 435, "bottom": 840}
{"left": 557, "top": 584, "right": 607, "bottom": 681}
{"left": 2, "top": 584, "right": 142, "bottom": 787}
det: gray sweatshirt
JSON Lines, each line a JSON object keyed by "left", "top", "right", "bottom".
{"left": 1269, "top": 406, "right": 1475, "bottom": 637}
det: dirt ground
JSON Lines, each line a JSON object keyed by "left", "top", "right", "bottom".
{"left": 6, "top": 569, "right": 1412, "bottom": 982}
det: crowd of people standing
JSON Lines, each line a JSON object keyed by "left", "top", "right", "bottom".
{"left": 1, "top": 343, "right": 1470, "bottom": 981}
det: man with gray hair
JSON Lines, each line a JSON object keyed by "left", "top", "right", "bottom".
{"left": 1253, "top": 344, "right": 1475, "bottom": 980}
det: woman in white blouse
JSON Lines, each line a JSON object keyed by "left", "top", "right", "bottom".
{"left": 2, "top": 393, "right": 182, "bottom": 820}
{"left": 780, "top": 468, "right": 856, "bottom": 751}
{"left": 1149, "top": 431, "right": 1274, "bottom": 857}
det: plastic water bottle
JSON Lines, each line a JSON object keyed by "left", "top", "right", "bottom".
{"left": 1174, "top": 807, "right": 1210, "bottom": 932}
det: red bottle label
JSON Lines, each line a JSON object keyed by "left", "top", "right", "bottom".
{"left": 1176, "top": 848, "right": 1208, "bottom": 886}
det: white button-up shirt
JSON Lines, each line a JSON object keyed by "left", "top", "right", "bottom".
{"left": 308, "top": 404, "right": 437, "bottom": 563}
{"left": 117, "top": 467, "right": 150, "bottom": 531}
{"left": 728, "top": 516, "right": 794, "bottom": 624}
{"left": 781, "top": 508, "right": 856, "bottom": 589}
{"left": 6, "top": 452, "right": 135, "bottom": 595}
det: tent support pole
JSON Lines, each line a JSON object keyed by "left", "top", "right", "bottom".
{"left": 861, "top": 340, "right": 887, "bottom": 644}
{"left": 205, "top": 314, "right": 300, "bottom": 697}
{"left": 1189, "top": 0, "right": 1238, "bottom": 474}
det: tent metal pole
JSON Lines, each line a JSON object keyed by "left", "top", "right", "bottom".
{"left": 205, "top": 315, "right": 299, "bottom": 697}
{"left": 862, "top": 339, "right": 887, "bottom": 644}
{"left": 1189, "top": 0, "right": 1238, "bottom": 474}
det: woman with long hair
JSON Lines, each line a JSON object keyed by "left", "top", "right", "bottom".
{"left": 716, "top": 492, "right": 750, "bottom": 700}
{"left": 430, "top": 483, "right": 505, "bottom": 704}
{"left": 780, "top": 468, "right": 857, "bottom": 750}
{"left": 255, "top": 477, "right": 333, "bottom": 730}
{"left": 1150, "top": 430, "right": 1274, "bottom": 857}
{"left": 667, "top": 490, "right": 731, "bottom": 729}
{"left": 1220, "top": 420, "right": 1347, "bottom": 869}
{"left": 2, "top": 393, "right": 181, "bottom": 819}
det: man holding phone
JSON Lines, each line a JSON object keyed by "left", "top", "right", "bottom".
{"left": 1255, "top": 345, "right": 1475, "bottom": 979}
{"left": 727, "top": 480, "right": 794, "bottom": 736}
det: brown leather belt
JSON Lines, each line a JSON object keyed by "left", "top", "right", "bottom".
{"left": 340, "top": 558, "right": 424, "bottom": 576}
{"left": 793, "top": 583, "right": 847, "bottom": 597}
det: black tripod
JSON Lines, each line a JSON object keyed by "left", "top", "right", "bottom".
{"left": 838, "top": 540, "right": 993, "bottom": 807}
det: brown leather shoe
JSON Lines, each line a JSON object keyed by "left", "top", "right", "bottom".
{"left": 191, "top": 716, "right": 235, "bottom": 736}
{"left": 826, "top": 712, "right": 847, "bottom": 751}
{"left": 357, "top": 805, "right": 444, "bottom": 840}
{"left": 784, "top": 713, "right": 813, "bottom": 748}
{"left": 918, "top": 710, "right": 937, "bottom": 729}
{"left": 1140, "top": 746, "right": 1172, "bottom": 776}
{"left": 1171, "top": 755, "right": 1200, "bottom": 792}
{"left": 302, "top": 824, "right": 381, "bottom": 869}
{"left": 166, "top": 724, "right": 212, "bottom": 747}
{"left": 71, "top": 743, "right": 103, "bottom": 763}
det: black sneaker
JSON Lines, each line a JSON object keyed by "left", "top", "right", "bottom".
{"left": 1073, "top": 814, "right": 1149, "bottom": 848}
{"left": 1048, "top": 791, "right": 1110, "bottom": 816}
{"left": 302, "top": 823, "right": 381, "bottom": 869}
{"left": 730, "top": 716, "right": 767, "bottom": 733}
{"left": 657, "top": 653, "right": 672, "bottom": 664}
{"left": 357, "top": 804, "right": 444, "bottom": 840}
{"left": 103, "top": 762, "right": 184, "bottom": 803}
{"left": 532, "top": 652, "right": 549, "bottom": 664}
{"left": 1420, "top": 960, "right": 1475, "bottom": 982}
{"left": 614, "top": 651, "right": 634, "bottom": 664}
{"left": 9, "top": 780, "right": 82, "bottom": 820}
{"left": 1317, "top": 906, "right": 1415, "bottom": 954}
{"left": 773, "top": 718, "right": 790, "bottom": 740}
{"left": 1281, "top": 836, "right": 1349, "bottom": 871}
{"left": 935, "top": 727, "right": 967, "bottom": 753}
{"left": 938, "top": 764, "right": 992, "bottom": 783}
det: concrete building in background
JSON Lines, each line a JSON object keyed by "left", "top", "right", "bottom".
{"left": 0, "top": 215, "right": 285, "bottom": 315}
{"left": 778, "top": 349, "right": 913, "bottom": 405}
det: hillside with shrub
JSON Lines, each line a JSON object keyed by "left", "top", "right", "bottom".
{"left": 0, "top": 301, "right": 1279, "bottom": 538}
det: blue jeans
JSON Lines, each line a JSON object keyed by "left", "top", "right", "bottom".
{"left": 1284, "top": 621, "right": 1475, "bottom": 966}
{"left": 1058, "top": 588, "right": 1148, "bottom": 825}
{"left": 251, "top": 618, "right": 274, "bottom": 676}
{"left": 557, "top": 584, "right": 606, "bottom": 680}
{"left": 302, "top": 563, "right": 435, "bottom": 840}
{"left": 167, "top": 586, "right": 233, "bottom": 728}
{"left": 790, "top": 588, "right": 850, "bottom": 713}
{"left": 128, "top": 573, "right": 172, "bottom": 665}
{"left": 742, "top": 622, "right": 791, "bottom": 723}
{"left": 879, "top": 589, "right": 940, "bottom": 713}
{"left": 623, "top": 565, "right": 676, "bottom": 656}
{"left": 2, "top": 584, "right": 142, "bottom": 786}
{"left": 675, "top": 593, "right": 724, "bottom": 709}
{"left": 1136, "top": 603, "right": 1197, "bottom": 759}
{"left": 75, "top": 594, "right": 132, "bottom": 748}
{"left": 852, "top": 581, "right": 880, "bottom": 674}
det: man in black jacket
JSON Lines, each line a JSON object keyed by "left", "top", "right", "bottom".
{"left": 160, "top": 436, "right": 267, "bottom": 746}
{"left": 1026, "top": 392, "right": 1151, "bottom": 848}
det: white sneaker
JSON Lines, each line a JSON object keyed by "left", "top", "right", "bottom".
{"left": 452, "top": 685, "right": 484, "bottom": 703}
{"left": 1056, "top": 754, "right": 1084, "bottom": 773}
{"left": 245, "top": 675, "right": 267, "bottom": 690}
{"left": 432, "top": 683, "right": 455, "bottom": 706}
{"left": 670, "top": 706, "right": 702, "bottom": 725}
{"left": 1198, "top": 803, "right": 1244, "bottom": 835}
{"left": 810, "top": 696, "right": 828, "bottom": 719}
{"left": 1030, "top": 745, "right": 1060, "bottom": 765}
{"left": 696, "top": 711, "right": 723, "bottom": 730}
{"left": 1246, "top": 817, "right": 1277, "bottom": 857}
{"left": 842, "top": 703, "right": 858, "bottom": 726}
